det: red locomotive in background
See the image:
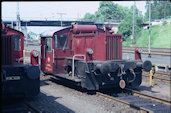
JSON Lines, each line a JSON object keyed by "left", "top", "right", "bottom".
{"left": 40, "top": 25, "right": 152, "bottom": 90}
{"left": 1, "top": 23, "right": 40, "bottom": 98}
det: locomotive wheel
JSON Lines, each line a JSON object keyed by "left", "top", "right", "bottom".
{"left": 119, "top": 79, "right": 126, "bottom": 89}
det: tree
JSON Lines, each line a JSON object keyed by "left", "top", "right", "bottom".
{"left": 117, "top": 14, "right": 133, "bottom": 41}
{"left": 117, "top": 6, "right": 143, "bottom": 41}
{"left": 83, "top": 13, "right": 96, "bottom": 21}
{"left": 145, "top": 0, "right": 171, "bottom": 19}
{"left": 96, "top": 1, "right": 129, "bottom": 20}
{"left": 83, "top": 1, "right": 130, "bottom": 21}
{"left": 83, "top": 1, "right": 143, "bottom": 42}
{"left": 95, "top": 1, "right": 118, "bottom": 20}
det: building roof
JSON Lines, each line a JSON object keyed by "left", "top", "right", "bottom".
{"left": 40, "top": 27, "right": 67, "bottom": 37}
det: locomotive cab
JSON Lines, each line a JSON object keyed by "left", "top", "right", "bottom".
{"left": 1, "top": 24, "right": 40, "bottom": 98}
{"left": 40, "top": 25, "right": 152, "bottom": 90}
{"left": 1, "top": 26, "right": 24, "bottom": 65}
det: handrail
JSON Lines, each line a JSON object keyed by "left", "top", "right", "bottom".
{"left": 52, "top": 49, "right": 54, "bottom": 63}
{"left": 18, "top": 57, "right": 24, "bottom": 64}
{"left": 72, "top": 54, "right": 86, "bottom": 79}
{"left": 44, "top": 45, "right": 46, "bottom": 59}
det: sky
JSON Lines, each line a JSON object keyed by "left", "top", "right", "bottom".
{"left": 2, "top": 1, "right": 147, "bottom": 21}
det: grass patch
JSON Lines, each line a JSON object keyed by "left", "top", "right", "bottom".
{"left": 123, "top": 23, "right": 171, "bottom": 48}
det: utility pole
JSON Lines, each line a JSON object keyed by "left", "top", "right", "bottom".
{"left": 77, "top": 12, "right": 81, "bottom": 21}
{"left": 57, "top": 13, "right": 66, "bottom": 27}
{"left": 132, "top": 1, "right": 136, "bottom": 44}
{"left": 16, "top": 2, "right": 21, "bottom": 31}
{"left": 11, "top": 21, "right": 14, "bottom": 28}
{"left": 26, "top": 22, "right": 28, "bottom": 46}
{"left": 148, "top": 0, "right": 151, "bottom": 58}
{"left": 164, "top": 1, "right": 167, "bottom": 20}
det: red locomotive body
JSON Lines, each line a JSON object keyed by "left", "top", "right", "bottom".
{"left": 1, "top": 26, "right": 24, "bottom": 65}
{"left": 41, "top": 25, "right": 152, "bottom": 90}
{"left": 1, "top": 24, "right": 40, "bottom": 98}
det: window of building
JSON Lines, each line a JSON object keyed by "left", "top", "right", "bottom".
{"left": 54, "top": 34, "right": 68, "bottom": 50}
{"left": 13, "top": 35, "right": 21, "bottom": 50}
{"left": 45, "top": 38, "right": 52, "bottom": 52}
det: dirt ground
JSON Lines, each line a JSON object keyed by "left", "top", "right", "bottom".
{"left": 138, "top": 78, "right": 171, "bottom": 101}
{"left": 25, "top": 74, "right": 171, "bottom": 113}
{"left": 26, "top": 75, "right": 139, "bottom": 113}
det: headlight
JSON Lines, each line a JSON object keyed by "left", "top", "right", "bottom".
{"left": 33, "top": 51, "right": 39, "bottom": 57}
{"left": 87, "top": 48, "right": 93, "bottom": 55}
{"left": 138, "top": 48, "right": 142, "bottom": 53}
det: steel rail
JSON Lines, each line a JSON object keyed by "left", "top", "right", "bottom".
{"left": 96, "top": 92, "right": 153, "bottom": 113}
{"left": 24, "top": 48, "right": 170, "bottom": 56}
{"left": 154, "top": 72, "right": 171, "bottom": 77}
{"left": 122, "top": 49, "right": 170, "bottom": 53}
{"left": 142, "top": 75, "right": 171, "bottom": 83}
{"left": 123, "top": 47, "right": 170, "bottom": 52}
{"left": 24, "top": 102, "right": 42, "bottom": 113}
{"left": 142, "top": 72, "right": 171, "bottom": 83}
{"left": 143, "top": 71, "right": 171, "bottom": 77}
{"left": 122, "top": 47, "right": 171, "bottom": 56}
{"left": 122, "top": 50, "right": 170, "bottom": 56}
{"left": 46, "top": 73, "right": 170, "bottom": 112}
{"left": 125, "top": 88, "right": 171, "bottom": 106}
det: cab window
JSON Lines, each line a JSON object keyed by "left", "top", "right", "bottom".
{"left": 45, "top": 38, "right": 52, "bottom": 52}
{"left": 54, "top": 34, "right": 68, "bottom": 50}
{"left": 13, "top": 35, "right": 21, "bottom": 50}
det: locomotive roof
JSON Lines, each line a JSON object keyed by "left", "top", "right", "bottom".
{"left": 40, "top": 27, "right": 68, "bottom": 37}
{"left": 2, "top": 26, "right": 24, "bottom": 36}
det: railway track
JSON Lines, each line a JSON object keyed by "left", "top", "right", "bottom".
{"left": 24, "top": 101, "right": 42, "bottom": 113}
{"left": 123, "top": 47, "right": 171, "bottom": 56}
{"left": 142, "top": 71, "right": 171, "bottom": 83}
{"left": 97, "top": 88, "right": 171, "bottom": 113}
{"left": 2, "top": 100, "right": 42, "bottom": 113}
{"left": 47, "top": 74, "right": 171, "bottom": 112}
{"left": 24, "top": 46, "right": 171, "bottom": 56}
{"left": 127, "top": 89, "right": 171, "bottom": 106}
{"left": 154, "top": 71, "right": 171, "bottom": 77}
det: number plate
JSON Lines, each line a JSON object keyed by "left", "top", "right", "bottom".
{"left": 6, "top": 76, "right": 20, "bottom": 80}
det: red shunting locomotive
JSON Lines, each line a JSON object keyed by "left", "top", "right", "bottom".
{"left": 40, "top": 25, "right": 152, "bottom": 90}
{"left": 1, "top": 24, "right": 40, "bottom": 98}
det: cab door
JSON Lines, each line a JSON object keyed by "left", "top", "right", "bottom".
{"left": 42, "top": 38, "right": 54, "bottom": 73}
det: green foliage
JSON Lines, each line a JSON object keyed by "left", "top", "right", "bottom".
{"left": 145, "top": 0, "right": 171, "bottom": 19}
{"left": 136, "top": 16, "right": 143, "bottom": 33}
{"left": 122, "top": 37, "right": 133, "bottom": 46}
{"left": 162, "top": 21, "right": 167, "bottom": 25}
{"left": 83, "top": 1, "right": 144, "bottom": 42}
{"left": 83, "top": 1, "right": 130, "bottom": 21}
{"left": 84, "top": 13, "right": 96, "bottom": 21}
{"left": 117, "top": 14, "right": 133, "bottom": 41}
{"left": 96, "top": 1, "right": 119, "bottom": 20}
{"left": 134, "top": 23, "right": 171, "bottom": 48}
{"left": 117, "top": 6, "right": 143, "bottom": 41}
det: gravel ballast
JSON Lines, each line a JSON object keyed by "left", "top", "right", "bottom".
{"left": 26, "top": 75, "right": 139, "bottom": 113}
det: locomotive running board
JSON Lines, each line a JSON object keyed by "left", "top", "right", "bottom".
{"left": 51, "top": 73, "right": 82, "bottom": 83}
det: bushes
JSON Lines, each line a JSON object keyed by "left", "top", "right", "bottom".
{"left": 162, "top": 21, "right": 167, "bottom": 25}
